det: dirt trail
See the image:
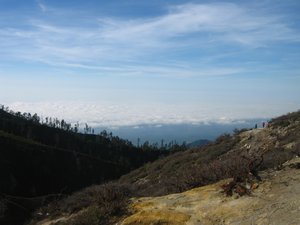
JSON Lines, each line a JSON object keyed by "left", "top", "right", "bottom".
{"left": 120, "top": 157, "right": 300, "bottom": 225}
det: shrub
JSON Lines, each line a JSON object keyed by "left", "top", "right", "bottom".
{"left": 29, "top": 183, "right": 131, "bottom": 225}
{"left": 0, "top": 198, "right": 7, "bottom": 219}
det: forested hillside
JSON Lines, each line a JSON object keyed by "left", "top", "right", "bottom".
{"left": 0, "top": 106, "right": 170, "bottom": 224}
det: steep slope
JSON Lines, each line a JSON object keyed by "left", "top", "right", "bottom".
{"left": 118, "top": 111, "right": 300, "bottom": 196}
{"left": 28, "top": 110, "right": 300, "bottom": 225}
{"left": 0, "top": 108, "right": 166, "bottom": 196}
{"left": 0, "top": 108, "right": 167, "bottom": 225}
{"left": 0, "top": 130, "right": 122, "bottom": 196}
{"left": 121, "top": 157, "right": 300, "bottom": 225}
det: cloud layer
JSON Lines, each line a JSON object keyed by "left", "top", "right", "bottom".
{"left": 5, "top": 101, "right": 298, "bottom": 128}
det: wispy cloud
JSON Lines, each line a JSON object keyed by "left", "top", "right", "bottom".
{"left": 1, "top": 2, "right": 299, "bottom": 127}
{"left": 0, "top": 2, "right": 299, "bottom": 77}
{"left": 36, "top": 0, "right": 47, "bottom": 12}
{"left": 99, "top": 3, "right": 299, "bottom": 46}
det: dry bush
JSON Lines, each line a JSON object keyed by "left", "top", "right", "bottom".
{"left": 121, "top": 133, "right": 242, "bottom": 197}
{"left": 259, "top": 149, "right": 292, "bottom": 170}
{"left": 160, "top": 152, "right": 263, "bottom": 195}
{"left": 0, "top": 198, "right": 7, "bottom": 219}
{"left": 295, "top": 142, "right": 300, "bottom": 156}
{"left": 71, "top": 206, "right": 102, "bottom": 225}
{"left": 29, "top": 183, "right": 131, "bottom": 225}
{"left": 56, "top": 183, "right": 130, "bottom": 213}
{"left": 167, "top": 163, "right": 231, "bottom": 194}
{"left": 270, "top": 110, "right": 300, "bottom": 128}
{"left": 65, "top": 204, "right": 122, "bottom": 225}
{"left": 215, "top": 133, "right": 231, "bottom": 144}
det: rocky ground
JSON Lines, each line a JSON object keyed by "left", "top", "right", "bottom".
{"left": 119, "top": 157, "right": 300, "bottom": 225}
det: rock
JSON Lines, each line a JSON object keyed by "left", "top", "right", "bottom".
{"left": 235, "top": 185, "right": 247, "bottom": 196}
{"left": 251, "top": 183, "right": 259, "bottom": 190}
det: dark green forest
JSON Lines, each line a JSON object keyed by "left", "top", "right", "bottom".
{"left": 0, "top": 105, "right": 188, "bottom": 224}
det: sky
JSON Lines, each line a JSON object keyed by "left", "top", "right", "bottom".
{"left": 0, "top": 0, "right": 300, "bottom": 127}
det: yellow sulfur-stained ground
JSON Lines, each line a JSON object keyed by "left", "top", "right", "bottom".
{"left": 120, "top": 157, "right": 300, "bottom": 225}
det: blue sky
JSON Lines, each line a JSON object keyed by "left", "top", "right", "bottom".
{"left": 0, "top": 0, "right": 300, "bottom": 127}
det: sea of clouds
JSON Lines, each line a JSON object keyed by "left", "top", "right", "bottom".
{"left": 4, "top": 101, "right": 288, "bottom": 128}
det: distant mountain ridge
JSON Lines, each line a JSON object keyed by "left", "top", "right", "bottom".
{"left": 96, "top": 119, "right": 266, "bottom": 146}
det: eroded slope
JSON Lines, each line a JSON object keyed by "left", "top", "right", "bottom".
{"left": 121, "top": 157, "right": 300, "bottom": 225}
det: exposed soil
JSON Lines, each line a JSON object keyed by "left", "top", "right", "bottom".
{"left": 120, "top": 157, "right": 300, "bottom": 225}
